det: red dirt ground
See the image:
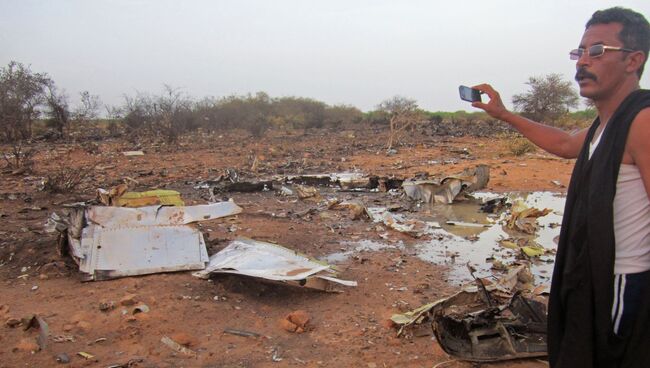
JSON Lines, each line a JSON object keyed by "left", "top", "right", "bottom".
{"left": 0, "top": 127, "right": 570, "bottom": 368}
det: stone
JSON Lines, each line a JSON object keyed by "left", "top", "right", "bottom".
{"left": 56, "top": 353, "right": 70, "bottom": 363}
{"left": 280, "top": 310, "right": 310, "bottom": 333}
{"left": 279, "top": 318, "right": 298, "bottom": 333}
{"left": 14, "top": 338, "right": 39, "bottom": 353}
{"left": 76, "top": 320, "right": 92, "bottom": 332}
{"left": 286, "top": 310, "right": 310, "bottom": 328}
{"left": 120, "top": 294, "right": 137, "bottom": 306}
{"left": 5, "top": 317, "right": 21, "bottom": 328}
{"left": 170, "top": 332, "right": 198, "bottom": 347}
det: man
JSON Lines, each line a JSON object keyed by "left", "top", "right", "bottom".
{"left": 472, "top": 7, "right": 650, "bottom": 368}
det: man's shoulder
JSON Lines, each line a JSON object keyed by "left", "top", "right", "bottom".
{"left": 633, "top": 107, "right": 650, "bottom": 122}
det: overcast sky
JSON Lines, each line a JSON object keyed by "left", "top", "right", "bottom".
{"left": 2, "top": 0, "right": 649, "bottom": 112}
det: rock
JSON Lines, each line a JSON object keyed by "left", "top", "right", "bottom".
{"left": 280, "top": 310, "right": 310, "bottom": 333}
{"left": 120, "top": 294, "right": 137, "bottom": 306}
{"left": 170, "top": 332, "right": 198, "bottom": 347}
{"left": 279, "top": 318, "right": 299, "bottom": 333}
{"left": 40, "top": 261, "right": 67, "bottom": 277}
{"left": 0, "top": 304, "right": 9, "bottom": 316}
{"left": 62, "top": 324, "right": 74, "bottom": 332}
{"left": 56, "top": 353, "right": 70, "bottom": 363}
{"left": 99, "top": 301, "right": 115, "bottom": 312}
{"left": 76, "top": 320, "right": 92, "bottom": 332}
{"left": 287, "top": 310, "right": 310, "bottom": 327}
{"left": 14, "top": 338, "right": 39, "bottom": 353}
{"left": 5, "top": 317, "right": 21, "bottom": 328}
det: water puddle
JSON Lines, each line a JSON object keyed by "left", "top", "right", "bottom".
{"left": 326, "top": 191, "right": 566, "bottom": 286}
{"left": 322, "top": 239, "right": 401, "bottom": 264}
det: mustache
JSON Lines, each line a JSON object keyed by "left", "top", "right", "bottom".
{"left": 575, "top": 68, "right": 597, "bottom": 82}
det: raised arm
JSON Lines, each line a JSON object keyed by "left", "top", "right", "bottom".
{"left": 472, "top": 83, "right": 588, "bottom": 159}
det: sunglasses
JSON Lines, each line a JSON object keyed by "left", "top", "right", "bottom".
{"left": 569, "top": 44, "right": 635, "bottom": 60}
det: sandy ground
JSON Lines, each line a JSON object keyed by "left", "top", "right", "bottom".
{"left": 0, "top": 127, "right": 573, "bottom": 367}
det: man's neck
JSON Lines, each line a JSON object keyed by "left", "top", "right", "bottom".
{"left": 594, "top": 81, "right": 641, "bottom": 124}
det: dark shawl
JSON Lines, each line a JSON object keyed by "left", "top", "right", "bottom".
{"left": 548, "top": 89, "right": 650, "bottom": 368}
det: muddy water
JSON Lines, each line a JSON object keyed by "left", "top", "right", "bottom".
{"left": 325, "top": 191, "right": 566, "bottom": 286}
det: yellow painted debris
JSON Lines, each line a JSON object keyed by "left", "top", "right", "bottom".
{"left": 115, "top": 190, "right": 184, "bottom": 207}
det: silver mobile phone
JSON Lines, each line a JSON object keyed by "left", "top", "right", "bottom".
{"left": 459, "top": 85, "right": 481, "bottom": 102}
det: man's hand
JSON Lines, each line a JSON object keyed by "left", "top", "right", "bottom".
{"left": 471, "top": 83, "right": 510, "bottom": 121}
{"left": 467, "top": 82, "right": 585, "bottom": 159}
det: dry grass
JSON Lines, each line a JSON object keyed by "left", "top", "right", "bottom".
{"left": 506, "top": 136, "right": 537, "bottom": 156}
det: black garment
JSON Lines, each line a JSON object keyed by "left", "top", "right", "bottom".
{"left": 548, "top": 89, "right": 650, "bottom": 368}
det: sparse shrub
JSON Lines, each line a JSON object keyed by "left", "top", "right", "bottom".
{"left": 556, "top": 111, "right": 594, "bottom": 130}
{"left": 107, "top": 120, "right": 122, "bottom": 137}
{"left": 2, "top": 144, "right": 35, "bottom": 171}
{"left": 507, "top": 136, "right": 537, "bottom": 156}
{"left": 41, "top": 165, "right": 92, "bottom": 193}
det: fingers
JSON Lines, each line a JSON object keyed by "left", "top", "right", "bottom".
{"left": 472, "top": 83, "right": 498, "bottom": 98}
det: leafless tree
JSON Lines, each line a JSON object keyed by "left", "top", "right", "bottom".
{"left": 377, "top": 96, "right": 425, "bottom": 151}
{"left": 73, "top": 90, "right": 101, "bottom": 125}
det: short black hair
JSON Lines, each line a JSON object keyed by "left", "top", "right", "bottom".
{"left": 586, "top": 7, "right": 650, "bottom": 78}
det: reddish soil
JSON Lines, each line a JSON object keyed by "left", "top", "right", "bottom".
{"left": 0, "top": 127, "right": 570, "bottom": 368}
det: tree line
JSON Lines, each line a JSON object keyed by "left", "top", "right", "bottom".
{"left": 1, "top": 61, "right": 592, "bottom": 145}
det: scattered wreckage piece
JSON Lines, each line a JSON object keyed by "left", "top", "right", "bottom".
{"left": 122, "top": 151, "right": 144, "bottom": 156}
{"left": 499, "top": 238, "right": 550, "bottom": 258}
{"left": 52, "top": 202, "right": 242, "bottom": 281}
{"left": 402, "top": 165, "right": 490, "bottom": 204}
{"left": 365, "top": 207, "right": 435, "bottom": 238}
{"left": 98, "top": 185, "right": 184, "bottom": 207}
{"left": 279, "top": 173, "right": 403, "bottom": 192}
{"left": 328, "top": 200, "right": 371, "bottom": 220}
{"left": 294, "top": 184, "right": 321, "bottom": 200}
{"left": 432, "top": 290, "right": 547, "bottom": 362}
{"left": 212, "top": 181, "right": 274, "bottom": 193}
{"left": 23, "top": 315, "right": 49, "bottom": 351}
{"left": 391, "top": 265, "right": 548, "bottom": 362}
{"left": 506, "top": 202, "right": 552, "bottom": 234}
{"left": 160, "top": 336, "right": 197, "bottom": 357}
{"left": 479, "top": 197, "right": 509, "bottom": 214}
{"left": 379, "top": 212, "right": 426, "bottom": 238}
{"left": 192, "top": 238, "right": 357, "bottom": 292}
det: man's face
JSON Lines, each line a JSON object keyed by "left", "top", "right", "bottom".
{"left": 575, "top": 22, "right": 632, "bottom": 100}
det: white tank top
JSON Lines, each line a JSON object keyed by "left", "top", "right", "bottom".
{"left": 613, "top": 164, "right": 650, "bottom": 274}
{"left": 589, "top": 130, "right": 650, "bottom": 274}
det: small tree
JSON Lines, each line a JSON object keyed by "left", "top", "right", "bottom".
{"left": 73, "top": 90, "right": 101, "bottom": 126}
{"left": 0, "top": 61, "right": 51, "bottom": 142}
{"left": 512, "top": 73, "right": 579, "bottom": 124}
{"left": 377, "top": 96, "right": 424, "bottom": 150}
{"left": 44, "top": 82, "right": 70, "bottom": 137}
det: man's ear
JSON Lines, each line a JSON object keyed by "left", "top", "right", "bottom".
{"left": 626, "top": 51, "right": 646, "bottom": 75}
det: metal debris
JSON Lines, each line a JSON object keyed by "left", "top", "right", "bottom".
{"left": 51, "top": 201, "right": 242, "bottom": 281}
{"left": 193, "top": 238, "right": 357, "bottom": 291}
